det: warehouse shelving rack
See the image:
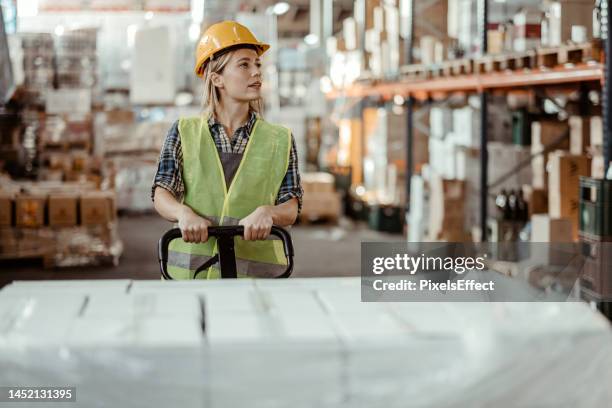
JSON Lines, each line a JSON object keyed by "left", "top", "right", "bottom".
{"left": 329, "top": 0, "right": 612, "bottom": 242}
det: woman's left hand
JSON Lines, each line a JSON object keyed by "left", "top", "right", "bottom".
{"left": 239, "top": 206, "right": 274, "bottom": 241}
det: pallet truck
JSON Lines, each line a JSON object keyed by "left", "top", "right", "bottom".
{"left": 158, "top": 225, "right": 294, "bottom": 280}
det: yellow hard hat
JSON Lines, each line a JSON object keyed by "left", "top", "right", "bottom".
{"left": 194, "top": 21, "right": 270, "bottom": 77}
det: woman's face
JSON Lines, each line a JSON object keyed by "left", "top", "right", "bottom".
{"left": 213, "top": 48, "right": 262, "bottom": 102}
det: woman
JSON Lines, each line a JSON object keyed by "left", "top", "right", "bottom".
{"left": 152, "top": 21, "right": 303, "bottom": 279}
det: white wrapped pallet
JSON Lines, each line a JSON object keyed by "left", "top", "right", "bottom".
{"left": 1, "top": 278, "right": 611, "bottom": 407}
{"left": 429, "top": 106, "right": 452, "bottom": 139}
{"left": 428, "top": 136, "right": 457, "bottom": 179}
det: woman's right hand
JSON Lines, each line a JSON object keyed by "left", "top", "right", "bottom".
{"left": 178, "top": 205, "right": 212, "bottom": 243}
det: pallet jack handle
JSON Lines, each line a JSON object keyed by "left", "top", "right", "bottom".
{"left": 159, "top": 225, "right": 294, "bottom": 280}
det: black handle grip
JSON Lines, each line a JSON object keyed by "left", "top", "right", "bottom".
{"left": 158, "top": 225, "right": 294, "bottom": 280}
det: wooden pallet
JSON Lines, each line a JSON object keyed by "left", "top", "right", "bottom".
{"left": 428, "top": 64, "right": 445, "bottom": 78}
{"left": 537, "top": 43, "right": 594, "bottom": 68}
{"left": 475, "top": 56, "right": 503, "bottom": 73}
{"left": 399, "top": 64, "right": 429, "bottom": 80}
{"left": 477, "top": 53, "right": 531, "bottom": 73}
{"left": 510, "top": 51, "right": 537, "bottom": 70}
{"left": 450, "top": 59, "right": 473, "bottom": 76}
{"left": 40, "top": 140, "right": 92, "bottom": 152}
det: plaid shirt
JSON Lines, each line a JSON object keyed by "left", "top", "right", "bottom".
{"left": 152, "top": 111, "right": 303, "bottom": 212}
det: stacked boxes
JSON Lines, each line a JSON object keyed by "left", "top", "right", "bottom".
{"left": 0, "top": 193, "right": 14, "bottom": 226}
{"left": 531, "top": 214, "right": 573, "bottom": 242}
{"left": 547, "top": 151, "right": 591, "bottom": 240}
{"left": 569, "top": 116, "right": 591, "bottom": 155}
{"left": 15, "top": 195, "right": 46, "bottom": 227}
{"left": 363, "top": 107, "right": 427, "bottom": 206}
{"left": 54, "top": 28, "right": 98, "bottom": 90}
{"left": 545, "top": 0, "right": 594, "bottom": 46}
{"left": 428, "top": 175, "right": 465, "bottom": 241}
{"left": 300, "top": 173, "right": 342, "bottom": 223}
{"left": 48, "top": 195, "right": 79, "bottom": 227}
{"left": 522, "top": 185, "right": 548, "bottom": 217}
{"left": 81, "top": 192, "right": 116, "bottom": 225}
{"left": 21, "top": 33, "right": 55, "bottom": 105}
{"left": 0, "top": 186, "right": 116, "bottom": 228}
{"left": 531, "top": 120, "right": 570, "bottom": 189}
{"left": 0, "top": 183, "right": 120, "bottom": 266}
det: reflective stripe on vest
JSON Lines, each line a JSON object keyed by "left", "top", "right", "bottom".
{"left": 167, "top": 116, "right": 291, "bottom": 279}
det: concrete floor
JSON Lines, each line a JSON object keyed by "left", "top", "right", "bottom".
{"left": 0, "top": 214, "right": 401, "bottom": 288}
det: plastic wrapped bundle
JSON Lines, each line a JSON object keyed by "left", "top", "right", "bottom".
{"left": 0, "top": 277, "right": 611, "bottom": 407}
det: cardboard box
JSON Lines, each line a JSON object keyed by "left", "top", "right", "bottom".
{"left": 530, "top": 215, "right": 577, "bottom": 266}
{"left": 71, "top": 150, "right": 89, "bottom": 172}
{"left": 569, "top": 116, "right": 590, "bottom": 155}
{"left": 548, "top": 152, "right": 591, "bottom": 240}
{"left": 487, "top": 30, "right": 505, "bottom": 54}
{"left": 428, "top": 175, "right": 465, "bottom": 241}
{"left": 488, "top": 142, "right": 532, "bottom": 187}
{"left": 532, "top": 121, "right": 570, "bottom": 152}
{"left": 407, "top": 0, "right": 447, "bottom": 42}
{"left": 15, "top": 195, "right": 46, "bottom": 227}
{"left": 548, "top": 1, "right": 593, "bottom": 46}
{"left": 300, "top": 192, "right": 342, "bottom": 221}
{"left": 522, "top": 185, "right": 548, "bottom": 217}
{"left": 0, "top": 193, "right": 14, "bottom": 226}
{"left": 0, "top": 228, "right": 18, "bottom": 254}
{"left": 48, "top": 194, "right": 78, "bottom": 227}
{"left": 301, "top": 173, "right": 335, "bottom": 194}
{"left": 531, "top": 215, "right": 573, "bottom": 242}
{"left": 106, "top": 109, "right": 135, "bottom": 125}
{"left": 80, "top": 192, "right": 115, "bottom": 225}
{"left": 531, "top": 121, "right": 570, "bottom": 188}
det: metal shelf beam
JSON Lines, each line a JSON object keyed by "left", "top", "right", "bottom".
{"left": 327, "top": 64, "right": 603, "bottom": 100}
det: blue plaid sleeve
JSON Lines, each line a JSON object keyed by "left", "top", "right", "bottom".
{"left": 276, "top": 133, "right": 303, "bottom": 214}
{"left": 151, "top": 120, "right": 185, "bottom": 201}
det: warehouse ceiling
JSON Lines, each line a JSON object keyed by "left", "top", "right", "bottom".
{"left": 205, "top": 0, "right": 355, "bottom": 38}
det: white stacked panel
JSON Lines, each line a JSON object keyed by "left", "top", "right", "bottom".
{"left": 0, "top": 287, "right": 205, "bottom": 408}
{"left": 0, "top": 277, "right": 611, "bottom": 407}
{"left": 206, "top": 287, "right": 343, "bottom": 408}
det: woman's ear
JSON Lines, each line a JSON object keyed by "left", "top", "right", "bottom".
{"left": 211, "top": 72, "right": 224, "bottom": 89}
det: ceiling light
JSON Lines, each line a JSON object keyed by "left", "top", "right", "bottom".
{"left": 272, "top": 2, "right": 290, "bottom": 15}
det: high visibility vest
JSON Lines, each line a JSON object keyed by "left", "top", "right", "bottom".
{"left": 166, "top": 116, "right": 291, "bottom": 279}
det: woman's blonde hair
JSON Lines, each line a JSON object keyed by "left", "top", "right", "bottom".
{"left": 201, "top": 46, "right": 264, "bottom": 117}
